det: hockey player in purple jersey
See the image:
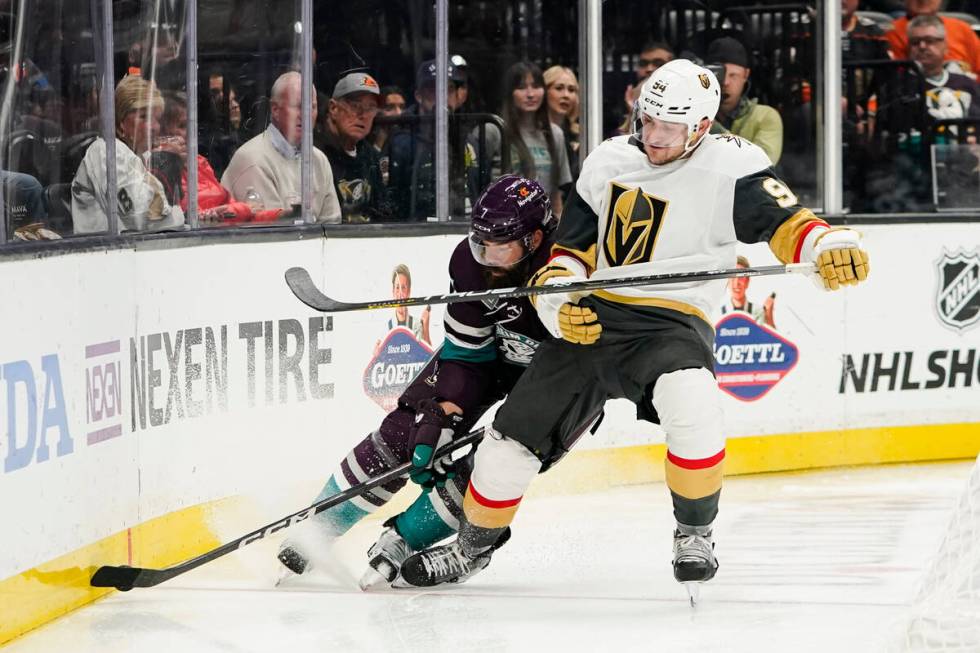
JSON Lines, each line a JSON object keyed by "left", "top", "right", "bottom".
{"left": 277, "top": 174, "right": 560, "bottom": 588}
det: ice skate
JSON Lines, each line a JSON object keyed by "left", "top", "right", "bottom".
{"left": 672, "top": 523, "right": 718, "bottom": 606}
{"left": 395, "top": 528, "right": 510, "bottom": 588}
{"left": 358, "top": 521, "right": 417, "bottom": 591}
{"left": 394, "top": 540, "right": 491, "bottom": 588}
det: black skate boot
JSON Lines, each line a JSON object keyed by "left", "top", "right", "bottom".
{"left": 395, "top": 528, "right": 511, "bottom": 588}
{"left": 358, "top": 518, "right": 417, "bottom": 590}
{"left": 672, "top": 523, "right": 718, "bottom": 605}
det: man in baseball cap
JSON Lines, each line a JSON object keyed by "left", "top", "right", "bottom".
{"left": 332, "top": 70, "right": 381, "bottom": 100}
{"left": 706, "top": 36, "right": 783, "bottom": 164}
{"left": 414, "top": 59, "right": 465, "bottom": 112}
{"left": 317, "top": 70, "right": 392, "bottom": 222}
{"left": 387, "top": 58, "right": 474, "bottom": 219}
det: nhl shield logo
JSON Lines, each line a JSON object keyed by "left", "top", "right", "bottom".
{"left": 935, "top": 250, "right": 980, "bottom": 331}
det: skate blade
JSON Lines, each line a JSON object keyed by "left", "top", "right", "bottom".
{"left": 357, "top": 566, "right": 391, "bottom": 592}
{"left": 683, "top": 581, "right": 701, "bottom": 606}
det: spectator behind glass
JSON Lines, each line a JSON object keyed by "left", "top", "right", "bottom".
{"left": 208, "top": 74, "right": 242, "bottom": 128}
{"left": 842, "top": 0, "right": 892, "bottom": 61}
{"left": 886, "top": 0, "right": 980, "bottom": 78}
{"left": 707, "top": 37, "right": 784, "bottom": 165}
{"left": 388, "top": 59, "right": 473, "bottom": 220}
{"left": 227, "top": 88, "right": 242, "bottom": 130}
{"left": 221, "top": 71, "right": 341, "bottom": 223}
{"left": 634, "top": 41, "right": 675, "bottom": 85}
{"left": 543, "top": 65, "right": 581, "bottom": 179}
{"left": 482, "top": 62, "right": 572, "bottom": 215}
{"left": 909, "top": 15, "right": 980, "bottom": 121}
{"left": 71, "top": 75, "right": 185, "bottom": 234}
{"left": 150, "top": 91, "right": 256, "bottom": 225}
{"left": 616, "top": 42, "right": 675, "bottom": 137}
{"left": 202, "top": 73, "right": 245, "bottom": 178}
{"left": 372, "top": 86, "right": 406, "bottom": 152}
{"left": 315, "top": 71, "right": 394, "bottom": 223}
{"left": 370, "top": 86, "right": 406, "bottom": 187}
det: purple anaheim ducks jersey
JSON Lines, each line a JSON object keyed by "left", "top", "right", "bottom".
{"left": 440, "top": 237, "right": 553, "bottom": 370}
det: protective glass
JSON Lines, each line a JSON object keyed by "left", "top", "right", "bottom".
{"left": 631, "top": 113, "right": 689, "bottom": 148}
{"left": 468, "top": 232, "right": 535, "bottom": 268}
{"left": 1, "top": 1, "right": 103, "bottom": 240}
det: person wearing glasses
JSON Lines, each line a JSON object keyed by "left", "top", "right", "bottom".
{"left": 886, "top": 0, "right": 980, "bottom": 79}
{"left": 221, "top": 71, "right": 341, "bottom": 223}
{"left": 908, "top": 15, "right": 980, "bottom": 120}
{"left": 635, "top": 41, "right": 675, "bottom": 84}
{"left": 316, "top": 71, "right": 394, "bottom": 223}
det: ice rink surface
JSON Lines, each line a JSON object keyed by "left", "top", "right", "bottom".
{"left": 6, "top": 461, "right": 975, "bottom": 653}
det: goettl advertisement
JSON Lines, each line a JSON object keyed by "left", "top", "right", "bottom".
{"left": 712, "top": 253, "right": 800, "bottom": 402}
{"left": 362, "top": 263, "right": 436, "bottom": 411}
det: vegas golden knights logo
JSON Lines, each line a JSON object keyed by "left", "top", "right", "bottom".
{"left": 698, "top": 73, "right": 711, "bottom": 89}
{"left": 603, "top": 183, "right": 668, "bottom": 267}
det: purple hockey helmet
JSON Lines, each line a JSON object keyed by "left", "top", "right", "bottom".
{"left": 469, "top": 174, "right": 556, "bottom": 268}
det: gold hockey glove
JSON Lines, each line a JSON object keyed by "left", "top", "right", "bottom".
{"left": 812, "top": 228, "right": 870, "bottom": 291}
{"left": 557, "top": 303, "right": 602, "bottom": 345}
{"left": 530, "top": 260, "right": 602, "bottom": 345}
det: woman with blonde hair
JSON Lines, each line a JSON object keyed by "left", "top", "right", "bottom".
{"left": 71, "top": 75, "right": 185, "bottom": 233}
{"left": 543, "top": 65, "right": 581, "bottom": 178}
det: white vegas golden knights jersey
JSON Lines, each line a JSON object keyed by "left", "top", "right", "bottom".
{"left": 71, "top": 138, "right": 185, "bottom": 234}
{"left": 550, "top": 134, "right": 826, "bottom": 325}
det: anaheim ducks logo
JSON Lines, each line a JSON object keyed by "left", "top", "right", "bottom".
{"left": 603, "top": 182, "right": 668, "bottom": 267}
{"left": 698, "top": 73, "right": 711, "bottom": 89}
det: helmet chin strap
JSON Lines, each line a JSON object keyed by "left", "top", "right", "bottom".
{"left": 682, "top": 117, "right": 712, "bottom": 154}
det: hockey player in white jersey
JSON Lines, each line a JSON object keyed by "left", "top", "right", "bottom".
{"left": 398, "top": 59, "right": 870, "bottom": 600}
{"left": 71, "top": 75, "right": 185, "bottom": 234}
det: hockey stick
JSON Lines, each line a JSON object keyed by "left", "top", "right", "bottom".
{"left": 286, "top": 262, "right": 815, "bottom": 313}
{"left": 90, "top": 429, "right": 483, "bottom": 591}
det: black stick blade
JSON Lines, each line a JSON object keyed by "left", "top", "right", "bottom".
{"left": 90, "top": 565, "right": 143, "bottom": 591}
{"left": 284, "top": 267, "right": 352, "bottom": 312}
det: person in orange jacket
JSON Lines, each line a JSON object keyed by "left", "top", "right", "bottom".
{"left": 886, "top": 0, "right": 980, "bottom": 79}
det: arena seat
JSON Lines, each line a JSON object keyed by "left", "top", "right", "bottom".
{"left": 42, "top": 182, "right": 73, "bottom": 235}
{"left": 60, "top": 132, "right": 98, "bottom": 182}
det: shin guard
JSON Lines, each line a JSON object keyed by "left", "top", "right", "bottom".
{"left": 459, "top": 432, "right": 541, "bottom": 554}
{"left": 653, "top": 368, "right": 726, "bottom": 526}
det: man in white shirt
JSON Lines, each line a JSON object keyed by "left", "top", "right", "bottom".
{"left": 221, "top": 71, "right": 341, "bottom": 223}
